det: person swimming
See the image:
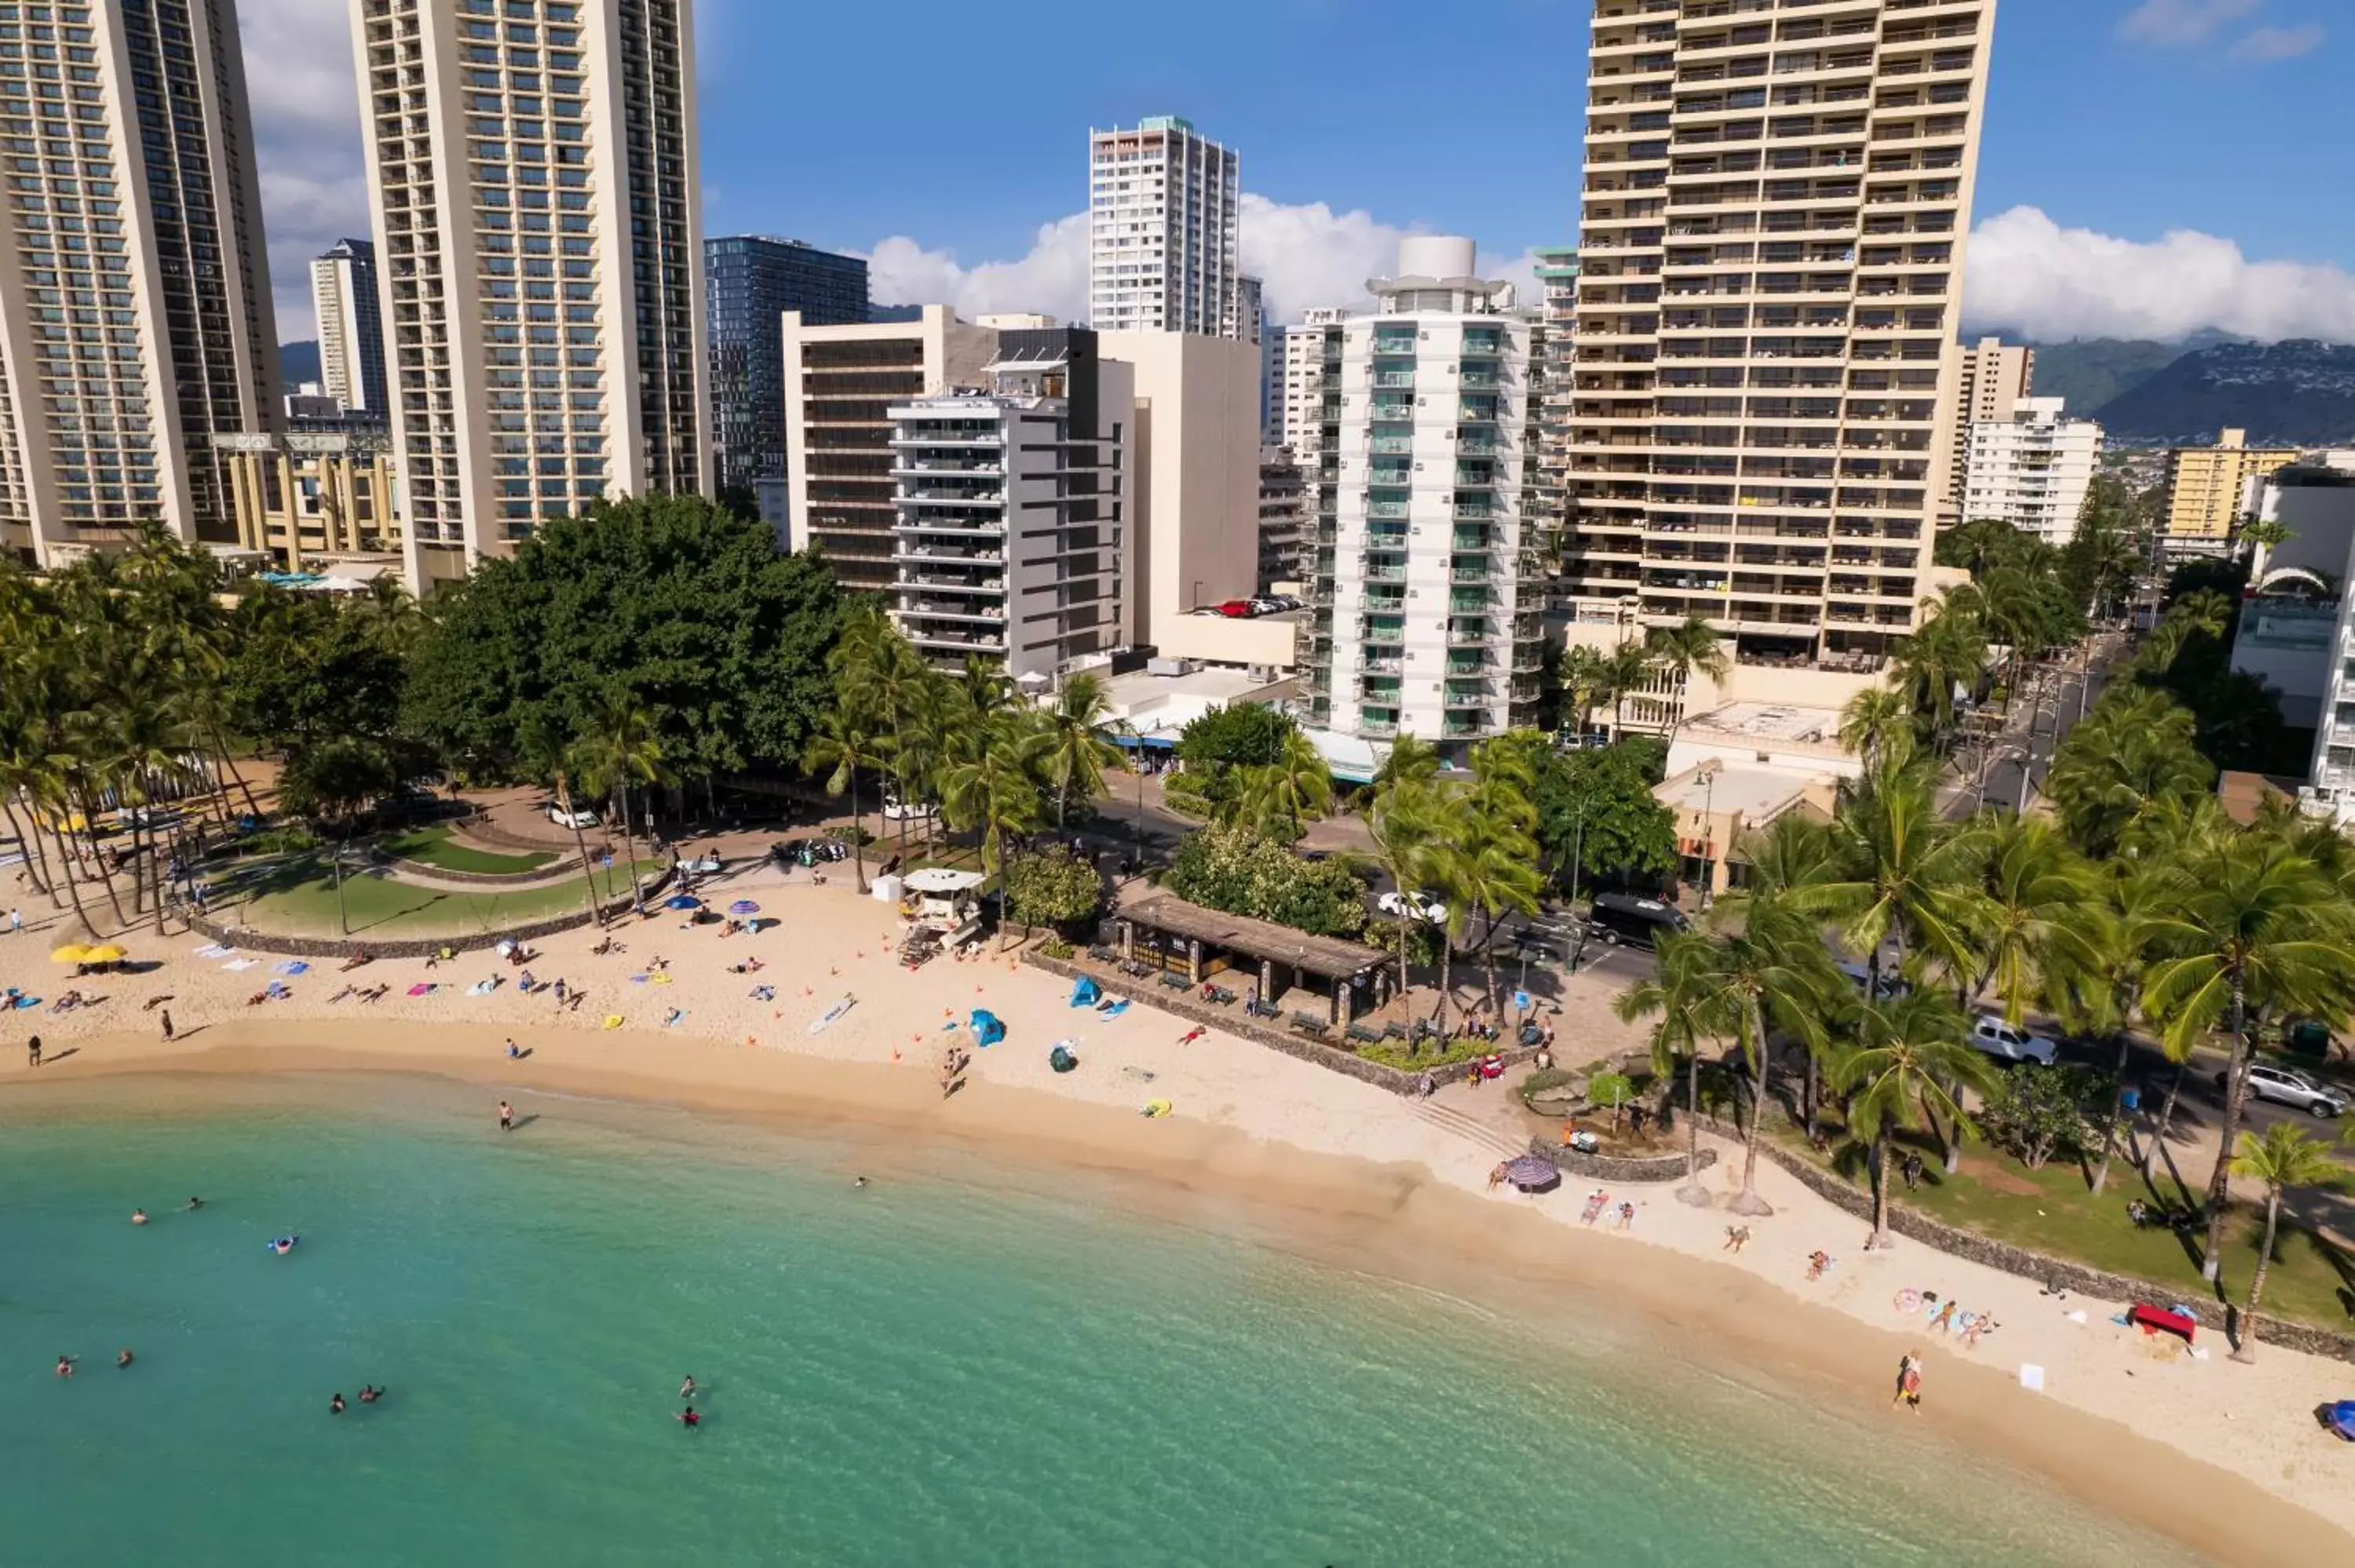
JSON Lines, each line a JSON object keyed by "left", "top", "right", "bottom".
{"left": 359, "top": 1384, "right": 382, "bottom": 1404}
{"left": 679, "top": 1375, "right": 696, "bottom": 1399}
{"left": 185, "top": 1196, "right": 203, "bottom": 1211}
{"left": 130, "top": 1208, "right": 148, "bottom": 1226}
{"left": 675, "top": 1405, "right": 699, "bottom": 1429}
{"left": 853, "top": 1176, "right": 868, "bottom": 1190}
{"left": 330, "top": 1392, "right": 346, "bottom": 1415}
{"left": 116, "top": 1349, "right": 133, "bottom": 1369}
{"left": 55, "top": 1355, "right": 74, "bottom": 1379}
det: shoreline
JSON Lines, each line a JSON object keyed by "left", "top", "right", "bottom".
{"left": 9, "top": 1023, "right": 2350, "bottom": 1568}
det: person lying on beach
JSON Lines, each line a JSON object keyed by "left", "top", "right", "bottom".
{"left": 1177, "top": 1026, "right": 1206, "bottom": 1046}
{"left": 1615, "top": 1202, "right": 1636, "bottom": 1231}
{"left": 1806, "top": 1251, "right": 1832, "bottom": 1281}
{"left": 1579, "top": 1191, "right": 1609, "bottom": 1227}
{"left": 142, "top": 994, "right": 172, "bottom": 1012}
{"left": 1723, "top": 1226, "right": 1751, "bottom": 1253}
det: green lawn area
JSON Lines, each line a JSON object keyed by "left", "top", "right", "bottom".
{"left": 234, "top": 853, "right": 661, "bottom": 939}
{"left": 1844, "top": 1136, "right": 2355, "bottom": 1335}
{"left": 378, "top": 822, "right": 556, "bottom": 876}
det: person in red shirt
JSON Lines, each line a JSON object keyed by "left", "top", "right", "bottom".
{"left": 675, "top": 1405, "right": 699, "bottom": 1430}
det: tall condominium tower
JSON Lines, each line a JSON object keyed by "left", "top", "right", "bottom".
{"left": 1561, "top": 0, "right": 1998, "bottom": 680}
{"left": 0, "top": 0, "right": 280, "bottom": 567}
{"left": 1305, "top": 238, "right": 1546, "bottom": 760}
{"left": 1933, "top": 334, "right": 2029, "bottom": 524}
{"left": 1087, "top": 116, "right": 1240, "bottom": 337}
{"left": 706, "top": 235, "right": 867, "bottom": 497}
{"left": 1959, "top": 396, "right": 2099, "bottom": 545}
{"left": 312, "top": 238, "right": 389, "bottom": 418}
{"left": 352, "top": 0, "right": 710, "bottom": 592}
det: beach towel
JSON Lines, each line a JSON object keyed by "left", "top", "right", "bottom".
{"left": 194, "top": 943, "right": 235, "bottom": 959}
{"left": 221, "top": 957, "right": 258, "bottom": 972}
{"left": 274, "top": 960, "right": 309, "bottom": 976}
{"left": 407, "top": 983, "right": 435, "bottom": 997}
{"left": 9, "top": 994, "right": 41, "bottom": 1010}
{"left": 1101, "top": 999, "right": 1130, "bottom": 1019}
{"left": 2017, "top": 1363, "right": 2046, "bottom": 1392}
{"left": 467, "top": 979, "right": 498, "bottom": 997}
{"left": 629, "top": 973, "right": 651, "bottom": 984}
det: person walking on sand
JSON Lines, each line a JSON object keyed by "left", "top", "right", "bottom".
{"left": 1722, "top": 1225, "right": 1751, "bottom": 1253}
{"left": 6, "top": 906, "right": 20, "bottom": 935}
{"left": 497, "top": 1100, "right": 514, "bottom": 1133}
{"left": 159, "top": 1009, "right": 173, "bottom": 1042}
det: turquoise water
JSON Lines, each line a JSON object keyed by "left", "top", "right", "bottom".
{"left": 0, "top": 1074, "right": 2202, "bottom": 1566}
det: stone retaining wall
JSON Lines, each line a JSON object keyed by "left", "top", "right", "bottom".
{"left": 178, "top": 866, "right": 674, "bottom": 961}
{"left": 1024, "top": 949, "right": 1538, "bottom": 1096}
{"left": 1692, "top": 1115, "right": 2355, "bottom": 1364}
{"left": 378, "top": 852, "right": 580, "bottom": 889}
{"left": 1521, "top": 1138, "right": 1719, "bottom": 1185}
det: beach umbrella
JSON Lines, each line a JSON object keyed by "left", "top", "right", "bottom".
{"left": 50, "top": 943, "right": 91, "bottom": 965}
{"left": 82, "top": 944, "right": 128, "bottom": 964}
{"left": 728, "top": 899, "right": 761, "bottom": 916}
{"left": 663, "top": 895, "right": 701, "bottom": 910}
{"left": 1502, "top": 1155, "right": 1561, "bottom": 1192}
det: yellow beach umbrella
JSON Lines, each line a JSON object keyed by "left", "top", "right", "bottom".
{"left": 82, "top": 944, "right": 128, "bottom": 964}
{"left": 50, "top": 943, "right": 92, "bottom": 965}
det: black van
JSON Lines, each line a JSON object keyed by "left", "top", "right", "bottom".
{"left": 1586, "top": 892, "right": 1691, "bottom": 949}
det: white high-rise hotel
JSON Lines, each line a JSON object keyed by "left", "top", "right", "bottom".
{"left": 353, "top": 0, "right": 710, "bottom": 589}
{"left": 0, "top": 0, "right": 281, "bottom": 567}
{"left": 1561, "top": 0, "right": 1998, "bottom": 673}
{"left": 1087, "top": 116, "right": 1240, "bottom": 337}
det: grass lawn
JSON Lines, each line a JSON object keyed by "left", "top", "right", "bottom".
{"left": 232, "top": 853, "right": 660, "bottom": 939}
{"left": 378, "top": 823, "right": 556, "bottom": 876}
{"left": 1852, "top": 1137, "right": 2355, "bottom": 1334}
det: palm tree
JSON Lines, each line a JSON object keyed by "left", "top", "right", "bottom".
{"left": 1038, "top": 673, "right": 1123, "bottom": 829}
{"left": 802, "top": 708, "right": 885, "bottom": 894}
{"left": 2045, "top": 689, "right": 2214, "bottom": 860}
{"left": 1835, "top": 990, "right": 2000, "bottom": 1249}
{"left": 1644, "top": 615, "right": 1731, "bottom": 747}
{"left": 938, "top": 714, "right": 1046, "bottom": 924}
{"left": 1237, "top": 728, "right": 1334, "bottom": 843}
{"left": 100, "top": 691, "right": 196, "bottom": 932}
{"left": 2223, "top": 1121, "right": 2343, "bottom": 1362}
{"left": 1837, "top": 684, "right": 1914, "bottom": 773}
{"left": 2052, "top": 866, "right": 2164, "bottom": 1196}
{"left": 1367, "top": 776, "right": 1441, "bottom": 1008}
{"left": 1707, "top": 898, "right": 1841, "bottom": 1215}
{"left": 2134, "top": 834, "right": 2355, "bottom": 1282}
{"left": 1614, "top": 928, "right": 1722, "bottom": 1207}
{"left": 1962, "top": 814, "right": 2100, "bottom": 1024}
{"left": 518, "top": 709, "right": 605, "bottom": 928}
{"left": 1592, "top": 640, "right": 1657, "bottom": 738}
{"left": 1889, "top": 600, "right": 1988, "bottom": 752}
{"left": 575, "top": 694, "right": 670, "bottom": 914}
{"left": 1372, "top": 731, "right": 1440, "bottom": 789}
{"left": 1718, "top": 812, "right": 1843, "bottom": 1125}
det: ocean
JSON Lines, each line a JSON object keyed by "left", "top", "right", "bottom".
{"left": 0, "top": 1072, "right": 2203, "bottom": 1566}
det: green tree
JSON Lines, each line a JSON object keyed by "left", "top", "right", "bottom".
{"left": 1615, "top": 928, "right": 1723, "bottom": 1205}
{"left": 1237, "top": 727, "right": 1335, "bottom": 843}
{"left": 1367, "top": 777, "right": 1442, "bottom": 1005}
{"left": 575, "top": 693, "right": 671, "bottom": 914}
{"left": 1705, "top": 898, "right": 1842, "bottom": 1216}
{"left": 1981, "top": 1063, "right": 2099, "bottom": 1170}
{"left": 1174, "top": 702, "right": 1294, "bottom": 770}
{"left": 2045, "top": 687, "right": 2214, "bottom": 860}
{"left": 1644, "top": 615, "right": 1730, "bottom": 748}
{"left": 1838, "top": 684, "right": 1914, "bottom": 772}
{"left": 1036, "top": 673, "right": 1124, "bottom": 829}
{"left": 1962, "top": 815, "right": 2101, "bottom": 1024}
{"left": 1163, "top": 822, "right": 1368, "bottom": 938}
{"left": 1528, "top": 739, "right": 1677, "bottom": 895}
{"left": 802, "top": 707, "right": 885, "bottom": 894}
{"left": 1003, "top": 845, "right": 1105, "bottom": 935}
{"left": 2224, "top": 1121, "right": 2346, "bottom": 1362}
{"left": 1835, "top": 990, "right": 2001, "bottom": 1248}
{"left": 517, "top": 709, "right": 606, "bottom": 928}
{"left": 939, "top": 714, "right": 1046, "bottom": 902}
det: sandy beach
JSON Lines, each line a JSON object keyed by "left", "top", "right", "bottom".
{"left": 5, "top": 862, "right": 2353, "bottom": 1565}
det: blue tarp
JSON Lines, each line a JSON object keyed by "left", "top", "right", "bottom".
{"left": 2331, "top": 1400, "right": 2355, "bottom": 1441}
{"left": 969, "top": 1008, "right": 1005, "bottom": 1048}
{"left": 1070, "top": 975, "right": 1100, "bottom": 1008}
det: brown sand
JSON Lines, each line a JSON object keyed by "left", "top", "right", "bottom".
{"left": 4, "top": 870, "right": 2352, "bottom": 1563}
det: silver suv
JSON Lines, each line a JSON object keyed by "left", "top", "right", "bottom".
{"left": 2226, "top": 1063, "right": 2350, "bottom": 1119}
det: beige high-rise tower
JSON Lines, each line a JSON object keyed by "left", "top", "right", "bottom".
{"left": 1936, "top": 334, "right": 2032, "bottom": 524}
{"left": 352, "top": 0, "right": 711, "bottom": 593}
{"left": 1561, "top": 0, "right": 1998, "bottom": 673}
{"left": 0, "top": 0, "right": 281, "bottom": 567}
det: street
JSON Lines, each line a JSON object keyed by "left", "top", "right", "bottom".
{"left": 1939, "top": 631, "right": 2123, "bottom": 819}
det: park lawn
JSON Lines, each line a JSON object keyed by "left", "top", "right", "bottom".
{"left": 1890, "top": 1147, "right": 2355, "bottom": 1335}
{"left": 379, "top": 823, "right": 556, "bottom": 875}
{"left": 240, "top": 855, "right": 661, "bottom": 939}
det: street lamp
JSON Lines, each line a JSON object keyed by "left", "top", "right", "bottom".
{"left": 1697, "top": 767, "right": 1717, "bottom": 911}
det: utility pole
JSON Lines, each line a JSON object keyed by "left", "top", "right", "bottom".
{"left": 1697, "top": 768, "right": 1717, "bottom": 911}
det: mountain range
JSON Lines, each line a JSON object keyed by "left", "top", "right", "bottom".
{"left": 2023, "top": 334, "right": 2355, "bottom": 446}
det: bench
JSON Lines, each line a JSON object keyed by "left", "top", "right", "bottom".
{"left": 1290, "top": 1011, "right": 1328, "bottom": 1036}
{"left": 1159, "top": 971, "right": 1191, "bottom": 990}
{"left": 1381, "top": 1020, "right": 1408, "bottom": 1041}
{"left": 1086, "top": 944, "right": 1116, "bottom": 964}
{"left": 1345, "top": 1023, "right": 1383, "bottom": 1046}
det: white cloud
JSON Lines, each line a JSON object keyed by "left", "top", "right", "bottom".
{"left": 239, "top": 0, "right": 367, "bottom": 341}
{"left": 1963, "top": 206, "right": 2355, "bottom": 344}
{"left": 2116, "top": 0, "right": 2260, "bottom": 45}
{"left": 2228, "top": 22, "right": 2326, "bottom": 59}
{"left": 869, "top": 193, "right": 1540, "bottom": 327}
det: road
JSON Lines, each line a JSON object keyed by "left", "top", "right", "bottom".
{"left": 1939, "top": 631, "right": 2123, "bottom": 819}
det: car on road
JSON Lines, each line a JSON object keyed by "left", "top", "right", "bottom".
{"left": 1584, "top": 892, "right": 1689, "bottom": 950}
{"left": 1376, "top": 889, "right": 1447, "bottom": 923}
{"left": 881, "top": 793, "right": 938, "bottom": 822}
{"left": 1969, "top": 1014, "right": 2059, "bottom": 1066}
{"left": 2222, "top": 1062, "right": 2349, "bottom": 1119}
{"left": 546, "top": 804, "right": 599, "bottom": 830}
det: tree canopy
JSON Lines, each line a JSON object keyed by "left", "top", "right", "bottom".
{"left": 1528, "top": 738, "right": 1678, "bottom": 892}
{"left": 402, "top": 494, "right": 849, "bottom": 786}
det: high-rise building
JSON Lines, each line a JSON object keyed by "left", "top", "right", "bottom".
{"left": 1273, "top": 308, "right": 1348, "bottom": 455}
{"left": 1087, "top": 116, "right": 1240, "bottom": 337}
{"left": 780, "top": 305, "right": 999, "bottom": 593}
{"left": 1560, "top": 1, "right": 1999, "bottom": 679}
{"left": 0, "top": 0, "right": 281, "bottom": 567}
{"left": 214, "top": 428, "right": 400, "bottom": 569}
{"left": 312, "top": 238, "right": 389, "bottom": 419}
{"left": 352, "top": 0, "right": 710, "bottom": 593}
{"left": 706, "top": 235, "right": 868, "bottom": 497}
{"left": 889, "top": 328, "right": 1131, "bottom": 680}
{"left": 1959, "top": 397, "right": 2099, "bottom": 544}
{"left": 1936, "top": 334, "right": 2032, "bottom": 525}
{"left": 2161, "top": 428, "right": 2301, "bottom": 556}
{"left": 1305, "top": 238, "right": 1546, "bottom": 758}
{"left": 1257, "top": 446, "right": 1306, "bottom": 590}
{"left": 1230, "top": 274, "right": 1264, "bottom": 346}
{"left": 1532, "top": 246, "right": 1580, "bottom": 545}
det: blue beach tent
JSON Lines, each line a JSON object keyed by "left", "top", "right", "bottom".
{"left": 969, "top": 1008, "right": 1006, "bottom": 1048}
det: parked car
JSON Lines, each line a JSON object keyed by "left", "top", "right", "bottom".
{"left": 1969, "top": 1014, "right": 2059, "bottom": 1066}
{"left": 882, "top": 794, "right": 938, "bottom": 822}
{"left": 546, "top": 804, "right": 599, "bottom": 830}
{"left": 1835, "top": 960, "right": 1906, "bottom": 999}
{"left": 1215, "top": 599, "right": 1254, "bottom": 617}
{"left": 119, "top": 806, "right": 181, "bottom": 830}
{"left": 2222, "top": 1062, "right": 2349, "bottom": 1119}
{"left": 1249, "top": 597, "right": 1282, "bottom": 614}
{"left": 1376, "top": 889, "right": 1448, "bottom": 923}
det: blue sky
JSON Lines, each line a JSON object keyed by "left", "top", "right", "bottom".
{"left": 250, "top": 0, "right": 2352, "bottom": 342}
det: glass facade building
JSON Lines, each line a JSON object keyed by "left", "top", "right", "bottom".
{"left": 705, "top": 235, "right": 867, "bottom": 495}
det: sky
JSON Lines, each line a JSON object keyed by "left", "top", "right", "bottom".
{"left": 246, "top": 0, "right": 2353, "bottom": 345}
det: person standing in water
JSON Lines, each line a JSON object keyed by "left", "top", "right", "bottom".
{"left": 330, "top": 1392, "right": 346, "bottom": 1415}
{"left": 674, "top": 1406, "right": 699, "bottom": 1430}
{"left": 116, "top": 1349, "right": 134, "bottom": 1369}
{"left": 679, "top": 1375, "right": 696, "bottom": 1400}
{"left": 497, "top": 1100, "right": 514, "bottom": 1132}
{"left": 27, "top": 1034, "right": 40, "bottom": 1069}
{"left": 130, "top": 1209, "right": 148, "bottom": 1226}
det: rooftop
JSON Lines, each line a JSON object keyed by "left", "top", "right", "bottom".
{"left": 1653, "top": 762, "right": 1825, "bottom": 822}
{"left": 1115, "top": 888, "right": 1389, "bottom": 982}
{"left": 1682, "top": 702, "right": 1843, "bottom": 746}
